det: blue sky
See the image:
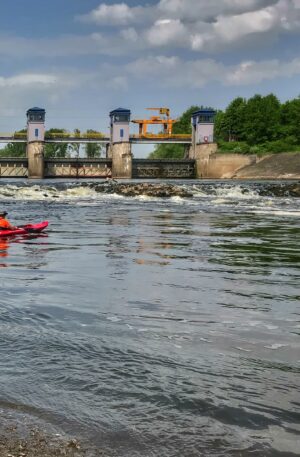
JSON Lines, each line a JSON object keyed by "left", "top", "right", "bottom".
{"left": 0, "top": 0, "right": 300, "bottom": 155}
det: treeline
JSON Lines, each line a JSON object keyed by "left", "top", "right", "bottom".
{"left": 149, "top": 106, "right": 202, "bottom": 159}
{"left": 215, "top": 94, "right": 300, "bottom": 154}
{"left": 0, "top": 129, "right": 104, "bottom": 158}
{"left": 149, "top": 95, "right": 300, "bottom": 158}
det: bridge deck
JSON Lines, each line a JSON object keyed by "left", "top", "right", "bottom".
{"left": 0, "top": 135, "right": 191, "bottom": 145}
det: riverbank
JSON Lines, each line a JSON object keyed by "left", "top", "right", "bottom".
{"left": 0, "top": 410, "right": 109, "bottom": 457}
{"left": 0, "top": 423, "right": 89, "bottom": 457}
{"left": 233, "top": 152, "right": 300, "bottom": 179}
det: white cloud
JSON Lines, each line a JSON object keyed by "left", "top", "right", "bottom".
{"left": 125, "top": 55, "right": 300, "bottom": 87}
{"left": 120, "top": 27, "right": 139, "bottom": 42}
{"left": 158, "top": 0, "right": 278, "bottom": 21}
{"left": 146, "top": 19, "right": 188, "bottom": 46}
{"left": 106, "top": 75, "right": 128, "bottom": 90}
{"left": 0, "top": 73, "right": 57, "bottom": 87}
{"left": 0, "top": 1, "right": 299, "bottom": 65}
{"left": 78, "top": 2, "right": 156, "bottom": 26}
{"left": 80, "top": 3, "right": 135, "bottom": 25}
{"left": 214, "top": 8, "right": 280, "bottom": 41}
{"left": 76, "top": 0, "right": 300, "bottom": 54}
{"left": 191, "top": 0, "right": 300, "bottom": 50}
{"left": 226, "top": 57, "right": 300, "bottom": 84}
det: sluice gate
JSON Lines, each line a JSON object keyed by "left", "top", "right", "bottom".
{"left": 132, "top": 159, "right": 196, "bottom": 179}
{"left": 0, "top": 158, "right": 196, "bottom": 180}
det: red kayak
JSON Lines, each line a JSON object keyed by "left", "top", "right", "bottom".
{"left": 0, "top": 221, "right": 48, "bottom": 238}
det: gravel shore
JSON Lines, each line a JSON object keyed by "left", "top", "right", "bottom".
{"left": 0, "top": 424, "right": 109, "bottom": 457}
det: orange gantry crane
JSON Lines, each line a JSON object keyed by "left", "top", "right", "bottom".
{"left": 132, "top": 108, "right": 178, "bottom": 138}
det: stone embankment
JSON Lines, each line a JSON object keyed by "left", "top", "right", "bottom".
{"left": 234, "top": 152, "right": 300, "bottom": 179}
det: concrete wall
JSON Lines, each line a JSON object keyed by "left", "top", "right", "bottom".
{"left": 27, "top": 142, "right": 44, "bottom": 179}
{"left": 191, "top": 143, "right": 217, "bottom": 177}
{"left": 112, "top": 124, "right": 130, "bottom": 143}
{"left": 196, "top": 123, "right": 214, "bottom": 144}
{"left": 27, "top": 123, "right": 45, "bottom": 142}
{"left": 111, "top": 142, "right": 132, "bottom": 179}
{"left": 199, "top": 153, "right": 257, "bottom": 178}
{"left": 189, "top": 144, "right": 257, "bottom": 178}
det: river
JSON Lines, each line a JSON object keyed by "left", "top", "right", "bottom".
{"left": 0, "top": 180, "right": 299, "bottom": 456}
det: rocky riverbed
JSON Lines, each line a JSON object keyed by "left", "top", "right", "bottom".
{"left": 86, "top": 181, "right": 300, "bottom": 198}
{"left": 89, "top": 182, "right": 193, "bottom": 198}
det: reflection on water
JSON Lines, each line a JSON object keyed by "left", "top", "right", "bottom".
{"left": 0, "top": 238, "right": 9, "bottom": 267}
{"left": 0, "top": 181, "right": 299, "bottom": 456}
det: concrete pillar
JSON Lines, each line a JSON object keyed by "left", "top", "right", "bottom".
{"left": 27, "top": 141, "right": 45, "bottom": 179}
{"left": 106, "top": 143, "right": 112, "bottom": 159}
{"left": 193, "top": 143, "right": 218, "bottom": 178}
{"left": 184, "top": 144, "right": 191, "bottom": 159}
{"left": 111, "top": 142, "right": 132, "bottom": 179}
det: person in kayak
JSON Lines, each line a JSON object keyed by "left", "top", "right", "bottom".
{"left": 0, "top": 212, "right": 17, "bottom": 230}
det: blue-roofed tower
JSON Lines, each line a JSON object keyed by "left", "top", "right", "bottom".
{"left": 110, "top": 108, "right": 131, "bottom": 143}
{"left": 27, "top": 107, "right": 46, "bottom": 143}
{"left": 191, "top": 109, "right": 216, "bottom": 145}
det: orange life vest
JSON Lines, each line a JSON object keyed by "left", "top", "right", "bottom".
{"left": 0, "top": 219, "right": 11, "bottom": 229}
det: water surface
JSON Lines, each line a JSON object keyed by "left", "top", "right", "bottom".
{"left": 0, "top": 180, "right": 299, "bottom": 456}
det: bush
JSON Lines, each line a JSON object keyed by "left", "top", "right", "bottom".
{"left": 249, "top": 145, "right": 262, "bottom": 155}
{"left": 217, "top": 141, "right": 250, "bottom": 154}
{"left": 261, "top": 140, "right": 300, "bottom": 153}
{"left": 217, "top": 140, "right": 300, "bottom": 155}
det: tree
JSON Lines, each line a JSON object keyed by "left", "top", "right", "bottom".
{"left": 85, "top": 130, "right": 104, "bottom": 158}
{"left": 0, "top": 129, "right": 27, "bottom": 157}
{"left": 243, "top": 94, "right": 281, "bottom": 144}
{"left": 172, "top": 105, "right": 201, "bottom": 134}
{"left": 44, "top": 129, "right": 70, "bottom": 158}
{"left": 224, "top": 97, "right": 247, "bottom": 141}
{"left": 214, "top": 110, "right": 227, "bottom": 142}
{"left": 68, "top": 128, "right": 81, "bottom": 158}
{"left": 148, "top": 105, "right": 201, "bottom": 159}
{"left": 281, "top": 97, "right": 300, "bottom": 143}
{"left": 148, "top": 144, "right": 186, "bottom": 159}
{"left": 0, "top": 142, "right": 27, "bottom": 157}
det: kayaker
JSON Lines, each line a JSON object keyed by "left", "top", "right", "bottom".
{"left": 0, "top": 212, "right": 17, "bottom": 230}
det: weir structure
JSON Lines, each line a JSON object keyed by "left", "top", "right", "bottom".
{"left": 0, "top": 107, "right": 228, "bottom": 179}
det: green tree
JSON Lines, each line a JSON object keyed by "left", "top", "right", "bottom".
{"left": 224, "top": 97, "right": 247, "bottom": 141}
{"left": 85, "top": 130, "right": 104, "bottom": 158}
{"left": 148, "top": 105, "right": 201, "bottom": 159}
{"left": 214, "top": 110, "right": 227, "bottom": 142}
{"left": 69, "top": 128, "right": 81, "bottom": 158}
{"left": 243, "top": 94, "right": 281, "bottom": 144}
{"left": 0, "top": 129, "right": 27, "bottom": 157}
{"left": 281, "top": 97, "right": 300, "bottom": 143}
{"left": 0, "top": 142, "right": 27, "bottom": 157}
{"left": 148, "top": 144, "right": 187, "bottom": 159}
{"left": 44, "top": 129, "right": 70, "bottom": 158}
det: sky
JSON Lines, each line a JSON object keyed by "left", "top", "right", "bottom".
{"left": 0, "top": 0, "right": 300, "bottom": 155}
